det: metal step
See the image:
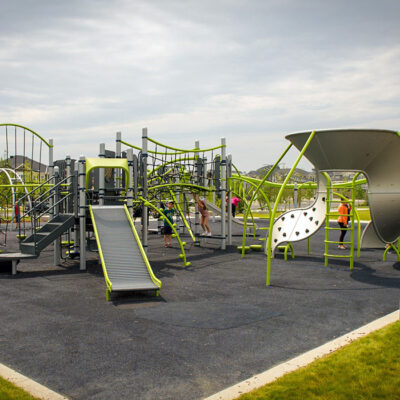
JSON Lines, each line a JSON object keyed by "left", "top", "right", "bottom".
{"left": 20, "top": 214, "right": 75, "bottom": 256}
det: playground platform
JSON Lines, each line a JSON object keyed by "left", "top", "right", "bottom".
{"left": 0, "top": 220, "right": 399, "bottom": 400}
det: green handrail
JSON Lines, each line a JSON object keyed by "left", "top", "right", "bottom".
{"left": 168, "top": 188, "right": 196, "bottom": 242}
{"left": 148, "top": 183, "right": 211, "bottom": 192}
{"left": 242, "top": 143, "right": 292, "bottom": 257}
{"left": 147, "top": 136, "right": 225, "bottom": 153}
{"left": 120, "top": 139, "right": 187, "bottom": 156}
{"left": 238, "top": 174, "right": 367, "bottom": 190}
{"left": 123, "top": 205, "right": 162, "bottom": 289}
{"left": 89, "top": 205, "right": 113, "bottom": 299}
{"left": 140, "top": 197, "right": 191, "bottom": 267}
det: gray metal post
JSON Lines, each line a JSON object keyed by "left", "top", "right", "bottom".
{"left": 227, "top": 154, "right": 232, "bottom": 246}
{"left": 116, "top": 131, "right": 122, "bottom": 191}
{"left": 48, "top": 139, "right": 54, "bottom": 220}
{"left": 221, "top": 138, "right": 226, "bottom": 250}
{"left": 175, "top": 166, "right": 183, "bottom": 234}
{"left": 78, "top": 156, "right": 86, "bottom": 270}
{"left": 127, "top": 148, "right": 134, "bottom": 216}
{"left": 66, "top": 155, "right": 71, "bottom": 212}
{"left": 203, "top": 157, "right": 207, "bottom": 187}
{"left": 194, "top": 140, "right": 200, "bottom": 238}
{"left": 53, "top": 166, "right": 61, "bottom": 266}
{"left": 142, "top": 128, "right": 148, "bottom": 254}
{"left": 99, "top": 143, "right": 105, "bottom": 206}
{"left": 212, "top": 192, "right": 216, "bottom": 222}
{"left": 133, "top": 154, "right": 138, "bottom": 201}
{"left": 73, "top": 166, "right": 79, "bottom": 257}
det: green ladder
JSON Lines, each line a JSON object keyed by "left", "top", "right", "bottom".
{"left": 324, "top": 173, "right": 358, "bottom": 269}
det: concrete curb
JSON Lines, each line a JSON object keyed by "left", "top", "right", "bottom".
{"left": 0, "top": 363, "right": 68, "bottom": 400}
{"left": 204, "top": 309, "right": 399, "bottom": 400}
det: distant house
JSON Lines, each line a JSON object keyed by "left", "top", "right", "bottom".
{"left": 5, "top": 155, "right": 48, "bottom": 174}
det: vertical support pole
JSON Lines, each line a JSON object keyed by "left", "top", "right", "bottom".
{"left": 79, "top": 156, "right": 86, "bottom": 271}
{"left": 194, "top": 140, "right": 200, "bottom": 238}
{"left": 203, "top": 157, "right": 207, "bottom": 187}
{"left": 73, "top": 167, "right": 79, "bottom": 257}
{"left": 142, "top": 128, "right": 148, "bottom": 254}
{"left": 53, "top": 166, "right": 61, "bottom": 266}
{"left": 221, "top": 138, "right": 226, "bottom": 250}
{"left": 227, "top": 154, "right": 232, "bottom": 246}
{"left": 133, "top": 154, "right": 138, "bottom": 201}
{"left": 324, "top": 173, "right": 331, "bottom": 267}
{"left": 212, "top": 191, "right": 216, "bottom": 222}
{"left": 116, "top": 131, "right": 122, "bottom": 191}
{"left": 266, "top": 131, "right": 316, "bottom": 285}
{"left": 175, "top": 167, "right": 182, "bottom": 234}
{"left": 350, "top": 176, "right": 356, "bottom": 270}
{"left": 66, "top": 155, "right": 71, "bottom": 212}
{"left": 99, "top": 143, "right": 105, "bottom": 206}
{"left": 294, "top": 182, "right": 298, "bottom": 208}
{"left": 127, "top": 148, "right": 134, "bottom": 216}
{"left": 48, "top": 139, "right": 54, "bottom": 221}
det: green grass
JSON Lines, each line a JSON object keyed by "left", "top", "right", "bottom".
{"left": 0, "top": 376, "right": 40, "bottom": 400}
{"left": 237, "top": 321, "right": 400, "bottom": 400}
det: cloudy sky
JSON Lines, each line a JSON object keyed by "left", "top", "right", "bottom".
{"left": 0, "top": 0, "right": 399, "bottom": 171}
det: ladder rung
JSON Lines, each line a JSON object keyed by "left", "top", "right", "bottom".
{"left": 325, "top": 240, "right": 352, "bottom": 244}
{"left": 325, "top": 227, "right": 351, "bottom": 231}
{"left": 326, "top": 199, "right": 351, "bottom": 203}
{"left": 324, "top": 254, "right": 352, "bottom": 258}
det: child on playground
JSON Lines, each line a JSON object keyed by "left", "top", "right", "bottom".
{"left": 163, "top": 200, "right": 175, "bottom": 248}
{"left": 14, "top": 201, "right": 20, "bottom": 230}
{"left": 193, "top": 194, "right": 211, "bottom": 236}
{"left": 231, "top": 196, "right": 241, "bottom": 217}
{"left": 337, "top": 201, "right": 350, "bottom": 249}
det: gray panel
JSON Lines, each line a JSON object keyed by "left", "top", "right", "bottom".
{"left": 204, "top": 199, "right": 258, "bottom": 228}
{"left": 91, "top": 206, "right": 159, "bottom": 292}
{"left": 285, "top": 129, "right": 400, "bottom": 243}
{"left": 360, "top": 221, "right": 385, "bottom": 249}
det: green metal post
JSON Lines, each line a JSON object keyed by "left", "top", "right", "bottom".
{"left": 241, "top": 143, "right": 292, "bottom": 257}
{"left": 324, "top": 173, "right": 332, "bottom": 267}
{"left": 266, "top": 131, "right": 316, "bottom": 285}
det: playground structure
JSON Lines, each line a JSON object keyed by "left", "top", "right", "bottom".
{"left": 0, "top": 124, "right": 399, "bottom": 297}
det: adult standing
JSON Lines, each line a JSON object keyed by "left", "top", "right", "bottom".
{"left": 337, "top": 201, "right": 350, "bottom": 249}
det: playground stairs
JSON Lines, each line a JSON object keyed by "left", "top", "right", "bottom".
{"left": 20, "top": 214, "right": 75, "bottom": 256}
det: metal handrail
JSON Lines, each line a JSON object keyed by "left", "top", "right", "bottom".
{"left": 18, "top": 174, "right": 75, "bottom": 252}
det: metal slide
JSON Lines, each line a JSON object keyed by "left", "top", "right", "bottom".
{"left": 204, "top": 199, "right": 258, "bottom": 228}
{"left": 89, "top": 205, "right": 161, "bottom": 300}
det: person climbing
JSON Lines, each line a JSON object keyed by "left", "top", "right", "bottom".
{"left": 337, "top": 201, "right": 350, "bottom": 249}
{"left": 193, "top": 194, "right": 211, "bottom": 236}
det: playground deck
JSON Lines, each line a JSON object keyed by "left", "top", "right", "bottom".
{"left": 0, "top": 220, "right": 399, "bottom": 400}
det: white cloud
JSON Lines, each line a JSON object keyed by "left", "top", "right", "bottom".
{"left": 0, "top": 0, "right": 399, "bottom": 171}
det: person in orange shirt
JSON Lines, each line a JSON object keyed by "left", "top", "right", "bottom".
{"left": 337, "top": 201, "right": 350, "bottom": 249}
